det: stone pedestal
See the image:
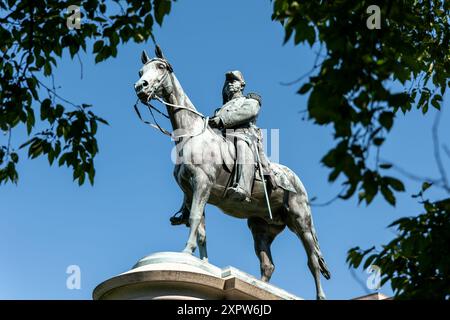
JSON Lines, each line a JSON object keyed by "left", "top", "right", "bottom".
{"left": 93, "top": 252, "right": 301, "bottom": 300}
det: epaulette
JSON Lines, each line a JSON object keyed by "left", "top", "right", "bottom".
{"left": 246, "top": 92, "right": 262, "bottom": 106}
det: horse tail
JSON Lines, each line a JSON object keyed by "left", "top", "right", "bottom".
{"left": 310, "top": 219, "right": 331, "bottom": 279}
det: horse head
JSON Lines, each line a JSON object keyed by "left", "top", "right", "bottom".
{"left": 134, "top": 46, "right": 173, "bottom": 103}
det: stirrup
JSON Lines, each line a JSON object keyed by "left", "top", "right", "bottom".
{"left": 226, "top": 185, "right": 251, "bottom": 203}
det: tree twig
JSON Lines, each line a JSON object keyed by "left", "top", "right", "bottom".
{"left": 6, "top": 127, "right": 12, "bottom": 157}
{"left": 350, "top": 268, "right": 371, "bottom": 295}
{"left": 280, "top": 44, "right": 324, "bottom": 86}
{"left": 381, "top": 159, "right": 441, "bottom": 185}
{"left": 310, "top": 186, "right": 347, "bottom": 207}
{"left": 36, "top": 78, "right": 79, "bottom": 109}
{"left": 432, "top": 110, "right": 450, "bottom": 193}
{"left": 76, "top": 53, "right": 84, "bottom": 80}
{"left": 443, "top": 145, "right": 450, "bottom": 160}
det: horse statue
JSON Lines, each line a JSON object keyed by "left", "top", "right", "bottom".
{"left": 133, "top": 46, "right": 330, "bottom": 299}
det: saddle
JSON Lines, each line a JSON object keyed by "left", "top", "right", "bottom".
{"left": 254, "top": 163, "right": 297, "bottom": 193}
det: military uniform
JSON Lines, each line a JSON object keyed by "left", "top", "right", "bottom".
{"left": 214, "top": 94, "right": 260, "bottom": 142}
{"left": 212, "top": 71, "right": 274, "bottom": 202}
{"left": 213, "top": 93, "right": 259, "bottom": 201}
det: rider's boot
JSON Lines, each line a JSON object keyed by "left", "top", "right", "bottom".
{"left": 226, "top": 140, "right": 254, "bottom": 202}
{"left": 170, "top": 204, "right": 190, "bottom": 226}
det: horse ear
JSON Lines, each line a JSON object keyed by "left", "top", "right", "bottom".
{"left": 141, "top": 50, "right": 150, "bottom": 64}
{"left": 155, "top": 45, "right": 164, "bottom": 59}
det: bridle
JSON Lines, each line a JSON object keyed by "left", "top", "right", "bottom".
{"left": 134, "top": 58, "right": 209, "bottom": 139}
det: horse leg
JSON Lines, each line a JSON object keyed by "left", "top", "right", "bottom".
{"left": 247, "top": 217, "right": 284, "bottom": 282}
{"left": 286, "top": 194, "right": 329, "bottom": 300}
{"left": 183, "top": 170, "right": 211, "bottom": 255}
{"left": 178, "top": 194, "right": 207, "bottom": 260}
{"left": 197, "top": 212, "right": 208, "bottom": 261}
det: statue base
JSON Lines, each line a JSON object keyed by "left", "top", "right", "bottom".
{"left": 93, "top": 252, "right": 301, "bottom": 300}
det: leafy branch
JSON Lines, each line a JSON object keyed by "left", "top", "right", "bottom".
{"left": 0, "top": 0, "right": 176, "bottom": 185}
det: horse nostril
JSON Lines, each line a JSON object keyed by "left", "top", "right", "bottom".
{"left": 142, "top": 80, "right": 149, "bottom": 87}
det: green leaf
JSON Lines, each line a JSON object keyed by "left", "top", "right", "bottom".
{"left": 388, "top": 93, "right": 410, "bottom": 108}
{"left": 19, "top": 137, "right": 38, "bottom": 149}
{"left": 40, "top": 99, "right": 52, "bottom": 120}
{"left": 363, "top": 254, "right": 379, "bottom": 269}
{"left": 90, "top": 119, "right": 97, "bottom": 134}
{"left": 298, "top": 83, "right": 313, "bottom": 94}
{"left": 381, "top": 185, "right": 396, "bottom": 206}
{"left": 28, "top": 139, "right": 44, "bottom": 159}
{"left": 48, "top": 149, "right": 55, "bottom": 165}
{"left": 421, "top": 182, "right": 432, "bottom": 192}
{"left": 26, "top": 106, "right": 35, "bottom": 135}
{"left": 93, "top": 40, "right": 104, "bottom": 54}
{"left": 384, "top": 177, "right": 405, "bottom": 192}
{"left": 55, "top": 104, "right": 64, "bottom": 118}
{"left": 305, "top": 26, "right": 316, "bottom": 46}
{"left": 373, "top": 137, "right": 385, "bottom": 146}
{"left": 379, "top": 112, "right": 394, "bottom": 130}
{"left": 10, "top": 152, "right": 19, "bottom": 163}
{"left": 387, "top": 217, "right": 411, "bottom": 228}
{"left": 88, "top": 163, "right": 95, "bottom": 185}
{"left": 6, "top": 161, "right": 18, "bottom": 183}
{"left": 78, "top": 172, "right": 85, "bottom": 186}
{"left": 379, "top": 163, "right": 392, "bottom": 169}
{"left": 154, "top": 0, "right": 172, "bottom": 26}
{"left": 26, "top": 77, "right": 39, "bottom": 100}
{"left": 431, "top": 94, "right": 442, "bottom": 110}
{"left": 44, "top": 62, "right": 52, "bottom": 76}
{"left": 58, "top": 152, "right": 70, "bottom": 167}
{"left": 95, "top": 117, "right": 109, "bottom": 125}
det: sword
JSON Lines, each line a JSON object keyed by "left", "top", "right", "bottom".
{"left": 253, "top": 140, "right": 273, "bottom": 220}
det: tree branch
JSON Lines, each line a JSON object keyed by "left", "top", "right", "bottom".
{"left": 380, "top": 109, "right": 450, "bottom": 194}
{"left": 443, "top": 145, "right": 450, "bottom": 160}
{"left": 280, "top": 44, "right": 324, "bottom": 86}
{"left": 6, "top": 127, "right": 12, "bottom": 156}
{"left": 350, "top": 268, "right": 371, "bottom": 295}
{"left": 36, "top": 78, "right": 80, "bottom": 109}
{"left": 432, "top": 110, "right": 450, "bottom": 193}
{"left": 310, "top": 186, "right": 347, "bottom": 207}
{"left": 385, "top": 161, "right": 441, "bottom": 185}
{"left": 76, "top": 53, "right": 84, "bottom": 80}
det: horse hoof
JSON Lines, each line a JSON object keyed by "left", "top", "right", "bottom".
{"left": 317, "top": 295, "right": 326, "bottom": 300}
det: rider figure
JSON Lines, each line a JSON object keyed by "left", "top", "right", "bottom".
{"left": 170, "top": 70, "right": 274, "bottom": 225}
{"left": 211, "top": 70, "right": 261, "bottom": 202}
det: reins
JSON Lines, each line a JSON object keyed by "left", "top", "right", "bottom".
{"left": 133, "top": 62, "right": 209, "bottom": 139}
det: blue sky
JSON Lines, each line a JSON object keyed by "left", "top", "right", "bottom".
{"left": 1, "top": 0, "right": 449, "bottom": 300}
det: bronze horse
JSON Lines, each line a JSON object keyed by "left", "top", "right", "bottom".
{"left": 134, "top": 47, "right": 330, "bottom": 299}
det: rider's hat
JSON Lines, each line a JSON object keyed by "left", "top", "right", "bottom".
{"left": 225, "top": 70, "right": 245, "bottom": 87}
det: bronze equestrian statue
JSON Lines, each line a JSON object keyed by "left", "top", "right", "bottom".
{"left": 134, "top": 46, "right": 331, "bottom": 299}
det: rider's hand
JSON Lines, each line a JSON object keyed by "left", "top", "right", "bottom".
{"left": 208, "top": 116, "right": 222, "bottom": 128}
